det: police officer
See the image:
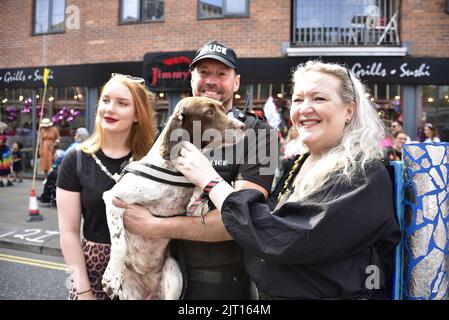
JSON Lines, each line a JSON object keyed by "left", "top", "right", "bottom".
{"left": 115, "top": 40, "right": 275, "bottom": 299}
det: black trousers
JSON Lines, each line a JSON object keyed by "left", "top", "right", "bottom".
{"left": 183, "top": 266, "right": 250, "bottom": 300}
{"left": 40, "top": 169, "right": 58, "bottom": 202}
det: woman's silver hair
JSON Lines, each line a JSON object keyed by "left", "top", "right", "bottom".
{"left": 289, "top": 60, "right": 386, "bottom": 201}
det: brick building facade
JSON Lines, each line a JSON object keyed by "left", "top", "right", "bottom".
{"left": 1, "top": 1, "right": 448, "bottom": 66}
{"left": 402, "top": 0, "right": 449, "bottom": 57}
{"left": 0, "top": 0, "right": 290, "bottom": 67}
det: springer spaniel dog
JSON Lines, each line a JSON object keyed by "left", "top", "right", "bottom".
{"left": 101, "top": 97, "right": 245, "bottom": 300}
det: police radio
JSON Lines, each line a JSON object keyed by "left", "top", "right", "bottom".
{"left": 227, "top": 109, "right": 247, "bottom": 122}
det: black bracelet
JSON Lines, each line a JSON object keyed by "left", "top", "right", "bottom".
{"left": 77, "top": 288, "right": 92, "bottom": 295}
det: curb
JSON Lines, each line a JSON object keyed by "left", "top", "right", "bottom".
{"left": 0, "top": 239, "right": 62, "bottom": 257}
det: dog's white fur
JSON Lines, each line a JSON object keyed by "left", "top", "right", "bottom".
{"left": 101, "top": 97, "right": 244, "bottom": 300}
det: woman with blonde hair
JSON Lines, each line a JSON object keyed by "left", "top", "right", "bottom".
{"left": 283, "top": 126, "right": 304, "bottom": 159}
{"left": 173, "top": 61, "right": 400, "bottom": 299}
{"left": 56, "top": 74, "right": 156, "bottom": 299}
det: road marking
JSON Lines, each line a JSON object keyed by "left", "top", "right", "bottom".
{"left": 0, "top": 253, "right": 68, "bottom": 272}
{"left": 0, "top": 229, "right": 60, "bottom": 243}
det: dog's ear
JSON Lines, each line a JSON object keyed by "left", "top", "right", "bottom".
{"left": 160, "top": 107, "right": 185, "bottom": 160}
{"left": 209, "top": 100, "right": 224, "bottom": 112}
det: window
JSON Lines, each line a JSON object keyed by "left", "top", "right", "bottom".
{"left": 121, "top": 0, "right": 164, "bottom": 23}
{"left": 34, "top": 0, "right": 65, "bottom": 34}
{"left": 199, "top": 0, "right": 249, "bottom": 19}
{"left": 292, "top": 0, "right": 400, "bottom": 46}
{"left": 422, "top": 85, "right": 449, "bottom": 142}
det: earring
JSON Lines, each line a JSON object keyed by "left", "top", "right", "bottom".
{"left": 345, "top": 118, "right": 351, "bottom": 124}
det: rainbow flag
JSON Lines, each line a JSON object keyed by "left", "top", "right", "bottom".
{"left": 0, "top": 145, "right": 12, "bottom": 171}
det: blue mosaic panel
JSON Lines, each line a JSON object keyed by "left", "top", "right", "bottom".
{"left": 402, "top": 142, "right": 449, "bottom": 300}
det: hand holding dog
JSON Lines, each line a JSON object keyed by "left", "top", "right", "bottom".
{"left": 112, "top": 198, "right": 164, "bottom": 238}
{"left": 174, "top": 141, "right": 219, "bottom": 189}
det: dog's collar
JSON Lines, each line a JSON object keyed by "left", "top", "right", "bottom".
{"left": 123, "top": 162, "right": 195, "bottom": 188}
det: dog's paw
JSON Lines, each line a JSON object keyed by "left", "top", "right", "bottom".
{"left": 102, "top": 271, "right": 123, "bottom": 298}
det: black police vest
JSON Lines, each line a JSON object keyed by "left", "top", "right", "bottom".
{"left": 182, "top": 109, "right": 261, "bottom": 268}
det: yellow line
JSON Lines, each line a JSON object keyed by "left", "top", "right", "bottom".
{"left": 0, "top": 253, "right": 68, "bottom": 272}
{"left": 0, "top": 257, "right": 68, "bottom": 271}
{"left": 0, "top": 253, "right": 66, "bottom": 268}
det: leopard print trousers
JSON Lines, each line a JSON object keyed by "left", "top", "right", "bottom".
{"left": 69, "top": 239, "right": 111, "bottom": 300}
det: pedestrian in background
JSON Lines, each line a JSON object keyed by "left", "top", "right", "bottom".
{"left": 0, "top": 135, "right": 14, "bottom": 187}
{"left": 39, "top": 147, "right": 65, "bottom": 205}
{"left": 64, "top": 127, "right": 90, "bottom": 155}
{"left": 56, "top": 73, "right": 156, "bottom": 300}
{"left": 39, "top": 118, "right": 60, "bottom": 178}
{"left": 0, "top": 122, "right": 7, "bottom": 134}
{"left": 382, "top": 120, "right": 410, "bottom": 147}
{"left": 385, "top": 130, "right": 408, "bottom": 161}
{"left": 11, "top": 141, "right": 23, "bottom": 182}
{"left": 281, "top": 126, "right": 304, "bottom": 170}
{"left": 423, "top": 123, "right": 440, "bottom": 142}
{"left": 173, "top": 60, "right": 400, "bottom": 299}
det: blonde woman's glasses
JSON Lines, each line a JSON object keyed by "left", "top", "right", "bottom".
{"left": 111, "top": 73, "right": 145, "bottom": 84}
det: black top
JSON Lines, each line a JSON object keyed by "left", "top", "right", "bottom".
{"left": 12, "top": 150, "right": 22, "bottom": 171}
{"left": 211, "top": 111, "right": 275, "bottom": 192}
{"left": 221, "top": 159, "right": 401, "bottom": 299}
{"left": 183, "top": 112, "right": 276, "bottom": 268}
{"left": 56, "top": 148, "right": 132, "bottom": 244}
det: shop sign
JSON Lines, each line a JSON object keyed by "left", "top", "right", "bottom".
{"left": 239, "top": 56, "right": 449, "bottom": 85}
{"left": 0, "top": 62, "right": 142, "bottom": 89}
{"left": 300, "top": 57, "right": 446, "bottom": 84}
{"left": 143, "top": 51, "right": 195, "bottom": 91}
{"left": 350, "top": 62, "right": 431, "bottom": 80}
{"left": 0, "top": 68, "right": 55, "bottom": 86}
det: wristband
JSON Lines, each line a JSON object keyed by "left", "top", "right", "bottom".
{"left": 186, "top": 177, "right": 224, "bottom": 223}
{"left": 202, "top": 177, "right": 224, "bottom": 195}
{"left": 77, "top": 288, "right": 92, "bottom": 296}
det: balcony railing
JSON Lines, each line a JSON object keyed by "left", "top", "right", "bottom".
{"left": 292, "top": 0, "right": 401, "bottom": 47}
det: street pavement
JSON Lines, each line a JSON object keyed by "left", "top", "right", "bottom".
{"left": 0, "top": 178, "right": 62, "bottom": 257}
{"left": 0, "top": 248, "right": 68, "bottom": 300}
